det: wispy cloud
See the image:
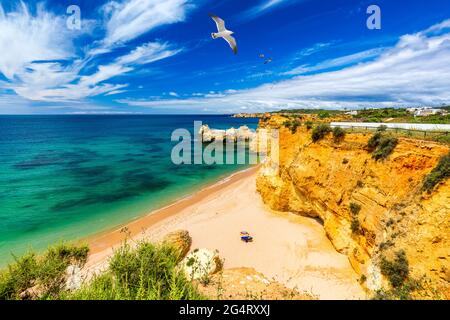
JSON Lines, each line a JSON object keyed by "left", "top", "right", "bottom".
{"left": 294, "top": 41, "right": 338, "bottom": 59}
{"left": 0, "top": 1, "right": 187, "bottom": 103}
{"left": 241, "top": 0, "right": 305, "bottom": 21}
{"left": 284, "top": 47, "right": 386, "bottom": 75}
{"left": 101, "top": 0, "right": 192, "bottom": 47}
{"left": 119, "top": 20, "right": 450, "bottom": 112}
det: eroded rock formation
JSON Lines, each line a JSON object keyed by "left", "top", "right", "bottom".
{"left": 256, "top": 115, "right": 449, "bottom": 298}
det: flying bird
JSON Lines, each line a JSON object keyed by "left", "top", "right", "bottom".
{"left": 264, "top": 57, "right": 273, "bottom": 64}
{"left": 209, "top": 14, "right": 237, "bottom": 54}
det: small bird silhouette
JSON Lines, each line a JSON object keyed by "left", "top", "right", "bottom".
{"left": 209, "top": 14, "right": 237, "bottom": 54}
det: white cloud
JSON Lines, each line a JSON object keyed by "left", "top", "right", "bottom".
{"left": 0, "top": 2, "right": 74, "bottom": 79}
{"left": 294, "top": 42, "right": 336, "bottom": 59}
{"left": 284, "top": 48, "right": 386, "bottom": 75}
{"left": 0, "top": 2, "right": 186, "bottom": 104}
{"left": 116, "top": 42, "right": 183, "bottom": 65}
{"left": 119, "top": 20, "right": 450, "bottom": 112}
{"left": 241, "top": 0, "right": 305, "bottom": 20}
{"left": 169, "top": 91, "right": 179, "bottom": 97}
{"left": 102, "top": 0, "right": 191, "bottom": 46}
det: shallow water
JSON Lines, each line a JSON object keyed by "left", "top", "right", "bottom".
{"left": 0, "top": 115, "right": 258, "bottom": 265}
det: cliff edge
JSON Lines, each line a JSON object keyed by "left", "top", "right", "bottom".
{"left": 256, "top": 115, "right": 449, "bottom": 299}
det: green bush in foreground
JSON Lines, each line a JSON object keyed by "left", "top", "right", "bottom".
{"left": 0, "top": 241, "right": 203, "bottom": 300}
{"left": 311, "top": 124, "right": 332, "bottom": 142}
{"left": 305, "top": 121, "right": 313, "bottom": 130}
{"left": 0, "top": 243, "right": 88, "bottom": 300}
{"left": 422, "top": 152, "right": 450, "bottom": 193}
{"left": 63, "top": 241, "right": 204, "bottom": 300}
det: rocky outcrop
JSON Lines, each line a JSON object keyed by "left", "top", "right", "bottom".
{"left": 256, "top": 115, "right": 449, "bottom": 298}
{"left": 197, "top": 268, "right": 316, "bottom": 300}
{"left": 162, "top": 230, "right": 192, "bottom": 261}
{"left": 199, "top": 125, "right": 255, "bottom": 143}
{"left": 181, "top": 248, "right": 222, "bottom": 281}
{"left": 65, "top": 264, "right": 83, "bottom": 291}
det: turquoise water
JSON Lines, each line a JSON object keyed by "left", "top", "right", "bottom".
{"left": 0, "top": 115, "right": 259, "bottom": 265}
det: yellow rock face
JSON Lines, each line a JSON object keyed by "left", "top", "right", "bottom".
{"left": 256, "top": 116, "right": 449, "bottom": 298}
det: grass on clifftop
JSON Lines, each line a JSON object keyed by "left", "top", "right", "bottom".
{"left": 0, "top": 241, "right": 204, "bottom": 300}
{"left": 0, "top": 243, "right": 88, "bottom": 300}
{"left": 283, "top": 119, "right": 301, "bottom": 134}
{"left": 66, "top": 241, "right": 203, "bottom": 300}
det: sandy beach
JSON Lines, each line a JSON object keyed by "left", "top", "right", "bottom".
{"left": 84, "top": 166, "right": 366, "bottom": 300}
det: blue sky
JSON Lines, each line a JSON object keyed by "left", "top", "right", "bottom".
{"left": 0, "top": 0, "right": 450, "bottom": 114}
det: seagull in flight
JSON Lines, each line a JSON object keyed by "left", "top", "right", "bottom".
{"left": 209, "top": 14, "right": 237, "bottom": 54}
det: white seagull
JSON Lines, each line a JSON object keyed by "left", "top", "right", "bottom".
{"left": 209, "top": 14, "right": 237, "bottom": 54}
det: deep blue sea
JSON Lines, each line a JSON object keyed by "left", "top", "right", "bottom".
{"left": 0, "top": 115, "right": 259, "bottom": 265}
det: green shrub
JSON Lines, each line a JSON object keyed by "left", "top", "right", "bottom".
{"left": 422, "top": 152, "right": 449, "bottom": 193}
{"left": 311, "top": 124, "right": 332, "bottom": 142}
{"left": 367, "top": 132, "right": 383, "bottom": 151}
{"left": 349, "top": 202, "right": 361, "bottom": 215}
{"left": 377, "top": 125, "right": 388, "bottom": 132}
{"left": 0, "top": 243, "right": 89, "bottom": 300}
{"left": 372, "top": 137, "right": 398, "bottom": 160}
{"left": 318, "top": 111, "right": 331, "bottom": 119}
{"left": 380, "top": 250, "right": 409, "bottom": 288}
{"left": 359, "top": 275, "right": 367, "bottom": 284}
{"left": 349, "top": 203, "right": 362, "bottom": 235}
{"left": 0, "top": 253, "right": 38, "bottom": 300}
{"left": 350, "top": 218, "right": 361, "bottom": 234}
{"left": 332, "top": 127, "right": 346, "bottom": 142}
{"left": 305, "top": 121, "right": 313, "bottom": 130}
{"left": 290, "top": 120, "right": 301, "bottom": 134}
{"left": 372, "top": 279, "right": 421, "bottom": 300}
{"left": 367, "top": 131, "right": 398, "bottom": 160}
{"left": 65, "top": 241, "right": 203, "bottom": 300}
{"left": 283, "top": 119, "right": 301, "bottom": 134}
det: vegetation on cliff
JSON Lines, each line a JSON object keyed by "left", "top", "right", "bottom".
{"left": 380, "top": 250, "right": 410, "bottom": 288}
{"left": 0, "top": 243, "right": 88, "bottom": 300}
{"left": 0, "top": 242, "right": 203, "bottom": 300}
{"left": 283, "top": 119, "right": 301, "bottom": 134}
{"left": 374, "top": 250, "right": 424, "bottom": 300}
{"left": 332, "top": 127, "right": 346, "bottom": 143}
{"left": 67, "top": 241, "right": 203, "bottom": 300}
{"left": 311, "top": 124, "right": 332, "bottom": 142}
{"left": 349, "top": 203, "right": 362, "bottom": 235}
{"left": 422, "top": 152, "right": 450, "bottom": 193}
{"left": 367, "top": 131, "right": 398, "bottom": 160}
{"left": 256, "top": 114, "right": 449, "bottom": 299}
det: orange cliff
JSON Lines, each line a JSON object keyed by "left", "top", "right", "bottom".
{"left": 255, "top": 115, "right": 449, "bottom": 298}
